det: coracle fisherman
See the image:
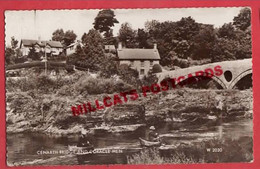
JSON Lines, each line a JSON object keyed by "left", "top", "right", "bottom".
{"left": 77, "top": 128, "right": 94, "bottom": 150}
{"left": 148, "top": 126, "right": 160, "bottom": 142}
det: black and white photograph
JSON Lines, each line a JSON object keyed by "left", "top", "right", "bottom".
{"left": 5, "top": 7, "right": 253, "bottom": 166}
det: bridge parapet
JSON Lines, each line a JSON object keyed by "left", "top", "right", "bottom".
{"left": 156, "top": 58, "right": 252, "bottom": 89}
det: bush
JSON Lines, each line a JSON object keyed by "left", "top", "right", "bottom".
{"left": 152, "top": 64, "right": 162, "bottom": 73}
{"left": 74, "top": 76, "right": 133, "bottom": 95}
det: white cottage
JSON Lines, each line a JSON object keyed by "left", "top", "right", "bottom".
{"left": 117, "top": 43, "right": 161, "bottom": 77}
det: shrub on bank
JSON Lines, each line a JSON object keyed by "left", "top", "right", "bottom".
{"left": 74, "top": 76, "right": 133, "bottom": 95}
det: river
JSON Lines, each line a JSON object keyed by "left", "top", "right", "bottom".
{"left": 7, "top": 117, "right": 253, "bottom": 166}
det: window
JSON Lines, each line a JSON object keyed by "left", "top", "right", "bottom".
{"left": 150, "top": 61, "right": 153, "bottom": 66}
{"left": 140, "top": 69, "right": 145, "bottom": 75}
{"left": 141, "top": 61, "right": 144, "bottom": 67}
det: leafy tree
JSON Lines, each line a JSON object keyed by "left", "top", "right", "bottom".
{"left": 5, "top": 37, "right": 20, "bottom": 65}
{"left": 218, "top": 23, "right": 236, "bottom": 39}
{"left": 68, "top": 29, "right": 104, "bottom": 71}
{"left": 5, "top": 47, "right": 15, "bottom": 65}
{"left": 103, "top": 29, "right": 117, "bottom": 45}
{"left": 11, "top": 36, "right": 18, "bottom": 49}
{"left": 93, "top": 9, "right": 119, "bottom": 37}
{"left": 175, "top": 17, "right": 200, "bottom": 41}
{"left": 52, "top": 29, "right": 77, "bottom": 47}
{"left": 52, "top": 29, "right": 64, "bottom": 42}
{"left": 192, "top": 25, "right": 216, "bottom": 60}
{"left": 63, "top": 30, "right": 77, "bottom": 47}
{"left": 233, "top": 8, "right": 251, "bottom": 31}
{"left": 174, "top": 40, "right": 190, "bottom": 59}
{"left": 27, "top": 47, "right": 41, "bottom": 61}
{"left": 137, "top": 29, "right": 151, "bottom": 48}
{"left": 118, "top": 22, "right": 137, "bottom": 48}
{"left": 118, "top": 64, "right": 140, "bottom": 87}
{"left": 144, "top": 20, "right": 160, "bottom": 33}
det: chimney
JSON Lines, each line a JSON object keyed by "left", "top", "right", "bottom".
{"left": 154, "top": 43, "right": 157, "bottom": 51}
{"left": 118, "top": 42, "right": 122, "bottom": 51}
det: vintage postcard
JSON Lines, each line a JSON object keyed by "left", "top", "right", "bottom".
{"left": 5, "top": 8, "right": 253, "bottom": 166}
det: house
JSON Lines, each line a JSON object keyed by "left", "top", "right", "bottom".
{"left": 104, "top": 45, "right": 116, "bottom": 53}
{"left": 117, "top": 43, "right": 161, "bottom": 77}
{"left": 66, "top": 41, "right": 83, "bottom": 56}
{"left": 20, "top": 39, "right": 63, "bottom": 57}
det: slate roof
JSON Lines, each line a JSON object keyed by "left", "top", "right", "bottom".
{"left": 117, "top": 48, "right": 160, "bottom": 60}
{"left": 20, "top": 39, "right": 63, "bottom": 48}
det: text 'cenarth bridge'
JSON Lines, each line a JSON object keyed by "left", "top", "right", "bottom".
{"left": 156, "top": 58, "right": 252, "bottom": 89}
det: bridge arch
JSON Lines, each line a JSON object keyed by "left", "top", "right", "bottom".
{"left": 175, "top": 74, "right": 226, "bottom": 89}
{"left": 229, "top": 69, "right": 252, "bottom": 89}
{"left": 159, "top": 73, "right": 227, "bottom": 89}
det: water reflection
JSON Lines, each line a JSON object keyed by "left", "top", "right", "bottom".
{"left": 7, "top": 118, "right": 253, "bottom": 166}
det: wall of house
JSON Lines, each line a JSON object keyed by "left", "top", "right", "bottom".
{"left": 52, "top": 48, "right": 63, "bottom": 55}
{"left": 66, "top": 45, "right": 76, "bottom": 56}
{"left": 119, "top": 60, "right": 159, "bottom": 77}
{"left": 21, "top": 44, "right": 30, "bottom": 56}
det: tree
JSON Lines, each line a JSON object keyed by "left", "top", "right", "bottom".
{"left": 11, "top": 36, "right": 18, "bottom": 49}
{"left": 52, "top": 29, "right": 77, "bottom": 47}
{"left": 5, "top": 47, "right": 15, "bottom": 65}
{"left": 52, "top": 29, "right": 64, "bottom": 42}
{"left": 233, "top": 8, "right": 251, "bottom": 31}
{"left": 174, "top": 40, "right": 190, "bottom": 59}
{"left": 68, "top": 29, "right": 104, "bottom": 71}
{"left": 5, "top": 37, "right": 19, "bottom": 65}
{"left": 218, "top": 23, "right": 236, "bottom": 39}
{"left": 192, "top": 25, "right": 216, "bottom": 60}
{"left": 103, "top": 29, "right": 117, "bottom": 45}
{"left": 63, "top": 30, "right": 77, "bottom": 47}
{"left": 137, "top": 29, "right": 151, "bottom": 48}
{"left": 145, "top": 20, "right": 160, "bottom": 33}
{"left": 93, "top": 9, "right": 119, "bottom": 37}
{"left": 175, "top": 17, "right": 200, "bottom": 41}
{"left": 27, "top": 47, "right": 41, "bottom": 61}
{"left": 118, "top": 22, "right": 137, "bottom": 48}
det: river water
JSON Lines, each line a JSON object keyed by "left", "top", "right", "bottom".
{"left": 7, "top": 118, "right": 253, "bottom": 166}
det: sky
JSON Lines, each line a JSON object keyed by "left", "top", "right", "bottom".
{"left": 5, "top": 7, "right": 245, "bottom": 46}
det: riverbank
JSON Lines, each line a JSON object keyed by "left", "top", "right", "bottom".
{"left": 6, "top": 70, "right": 253, "bottom": 135}
{"left": 6, "top": 87, "right": 252, "bottom": 135}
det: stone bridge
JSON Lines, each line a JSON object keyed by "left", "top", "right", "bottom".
{"left": 156, "top": 58, "right": 252, "bottom": 89}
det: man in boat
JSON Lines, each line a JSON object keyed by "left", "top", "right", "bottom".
{"left": 148, "top": 126, "right": 160, "bottom": 142}
{"left": 77, "top": 128, "right": 94, "bottom": 150}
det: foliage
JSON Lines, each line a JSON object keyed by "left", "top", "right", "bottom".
{"left": 137, "top": 28, "right": 152, "bottom": 48}
{"left": 192, "top": 25, "right": 216, "bottom": 60}
{"left": 152, "top": 64, "right": 162, "bottom": 73}
{"left": 67, "top": 29, "right": 104, "bottom": 71}
{"left": 127, "top": 148, "right": 197, "bottom": 164}
{"left": 117, "top": 64, "right": 140, "bottom": 88}
{"left": 5, "top": 37, "right": 22, "bottom": 65}
{"left": 74, "top": 75, "right": 132, "bottom": 95}
{"left": 5, "top": 47, "right": 16, "bottom": 65}
{"left": 118, "top": 22, "right": 137, "bottom": 48}
{"left": 233, "top": 7, "right": 251, "bottom": 31}
{"left": 27, "top": 47, "right": 44, "bottom": 61}
{"left": 63, "top": 30, "right": 77, "bottom": 47}
{"left": 52, "top": 28, "right": 77, "bottom": 47}
{"left": 218, "top": 23, "right": 236, "bottom": 39}
{"left": 93, "top": 9, "right": 119, "bottom": 37}
{"left": 52, "top": 29, "right": 64, "bottom": 42}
